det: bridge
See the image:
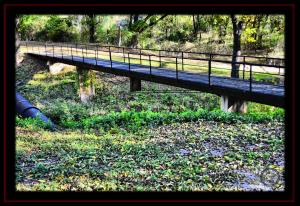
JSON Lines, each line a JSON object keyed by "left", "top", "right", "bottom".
{"left": 20, "top": 41, "right": 285, "bottom": 111}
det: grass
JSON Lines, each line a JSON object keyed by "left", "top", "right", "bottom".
{"left": 15, "top": 53, "right": 285, "bottom": 191}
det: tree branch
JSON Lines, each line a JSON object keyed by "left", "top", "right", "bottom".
{"left": 137, "top": 14, "right": 168, "bottom": 33}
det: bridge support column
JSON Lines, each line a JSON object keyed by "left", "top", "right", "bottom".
{"left": 130, "top": 77, "right": 141, "bottom": 92}
{"left": 47, "top": 60, "right": 64, "bottom": 75}
{"left": 76, "top": 67, "right": 95, "bottom": 103}
{"left": 220, "top": 95, "right": 247, "bottom": 113}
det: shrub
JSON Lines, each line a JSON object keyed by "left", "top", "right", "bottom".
{"left": 43, "top": 108, "right": 284, "bottom": 132}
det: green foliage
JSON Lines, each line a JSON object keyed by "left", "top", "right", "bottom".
{"left": 50, "top": 109, "right": 284, "bottom": 132}
{"left": 18, "top": 14, "right": 284, "bottom": 57}
{"left": 18, "top": 15, "right": 50, "bottom": 41}
{"left": 44, "top": 99, "right": 89, "bottom": 122}
{"left": 18, "top": 15, "right": 79, "bottom": 42}
{"left": 240, "top": 15, "right": 285, "bottom": 52}
{"left": 42, "top": 16, "right": 79, "bottom": 42}
{"left": 243, "top": 27, "right": 257, "bottom": 43}
{"left": 16, "top": 116, "right": 52, "bottom": 130}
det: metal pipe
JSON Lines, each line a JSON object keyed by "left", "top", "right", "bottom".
{"left": 16, "top": 92, "right": 54, "bottom": 129}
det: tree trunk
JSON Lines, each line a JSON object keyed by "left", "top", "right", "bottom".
{"left": 231, "top": 15, "right": 243, "bottom": 78}
{"left": 130, "top": 33, "right": 139, "bottom": 48}
{"left": 193, "top": 15, "right": 196, "bottom": 37}
{"left": 252, "top": 16, "right": 257, "bottom": 41}
{"left": 118, "top": 25, "right": 121, "bottom": 46}
{"left": 129, "top": 15, "right": 132, "bottom": 29}
{"left": 129, "top": 14, "right": 139, "bottom": 48}
{"left": 165, "top": 28, "right": 168, "bottom": 39}
{"left": 133, "top": 14, "right": 139, "bottom": 23}
{"left": 256, "top": 15, "right": 262, "bottom": 49}
{"left": 15, "top": 17, "right": 20, "bottom": 53}
{"left": 15, "top": 16, "right": 22, "bottom": 66}
{"left": 88, "top": 14, "right": 96, "bottom": 43}
{"left": 192, "top": 14, "right": 200, "bottom": 39}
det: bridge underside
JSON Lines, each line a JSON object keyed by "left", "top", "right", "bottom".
{"left": 27, "top": 52, "right": 284, "bottom": 108}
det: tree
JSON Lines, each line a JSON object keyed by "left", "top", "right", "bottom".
{"left": 18, "top": 15, "right": 49, "bottom": 41}
{"left": 80, "top": 15, "right": 104, "bottom": 43}
{"left": 215, "top": 15, "right": 230, "bottom": 44}
{"left": 41, "top": 15, "right": 78, "bottom": 42}
{"left": 128, "top": 14, "right": 168, "bottom": 48}
{"left": 15, "top": 16, "right": 20, "bottom": 53}
{"left": 231, "top": 15, "right": 243, "bottom": 78}
{"left": 86, "top": 14, "right": 97, "bottom": 43}
{"left": 192, "top": 15, "right": 199, "bottom": 39}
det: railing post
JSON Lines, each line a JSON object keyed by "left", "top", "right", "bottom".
{"left": 45, "top": 43, "right": 47, "bottom": 56}
{"left": 176, "top": 57, "right": 178, "bottom": 80}
{"left": 159, "top": 50, "right": 162, "bottom": 67}
{"left": 208, "top": 59, "right": 211, "bottom": 86}
{"left": 123, "top": 47, "right": 125, "bottom": 63}
{"left": 71, "top": 46, "right": 73, "bottom": 61}
{"left": 182, "top": 52, "right": 184, "bottom": 71}
{"left": 96, "top": 45, "right": 98, "bottom": 61}
{"left": 86, "top": 44, "right": 88, "bottom": 59}
{"left": 128, "top": 53, "right": 130, "bottom": 71}
{"left": 26, "top": 42, "right": 28, "bottom": 53}
{"left": 52, "top": 45, "right": 54, "bottom": 57}
{"left": 243, "top": 56, "right": 245, "bottom": 80}
{"left": 82, "top": 46, "right": 84, "bottom": 62}
{"left": 278, "top": 65, "right": 281, "bottom": 75}
{"left": 250, "top": 65, "right": 252, "bottom": 92}
{"left": 140, "top": 49, "right": 142, "bottom": 65}
{"left": 149, "top": 55, "right": 152, "bottom": 75}
{"left": 75, "top": 43, "right": 78, "bottom": 58}
{"left": 109, "top": 46, "right": 112, "bottom": 68}
{"left": 61, "top": 44, "right": 63, "bottom": 59}
{"left": 94, "top": 46, "right": 97, "bottom": 65}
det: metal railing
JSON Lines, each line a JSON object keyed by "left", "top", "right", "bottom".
{"left": 20, "top": 41, "right": 285, "bottom": 93}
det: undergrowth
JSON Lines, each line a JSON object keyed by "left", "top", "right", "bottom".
{"left": 16, "top": 108, "right": 284, "bottom": 132}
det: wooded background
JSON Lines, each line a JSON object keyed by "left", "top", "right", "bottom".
{"left": 17, "top": 14, "right": 285, "bottom": 58}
